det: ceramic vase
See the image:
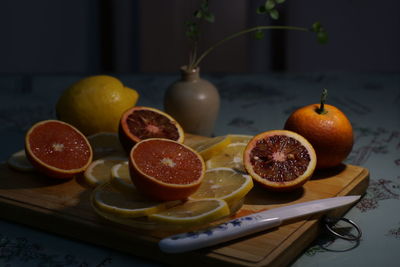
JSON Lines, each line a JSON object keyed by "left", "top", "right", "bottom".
{"left": 164, "top": 66, "right": 220, "bottom": 137}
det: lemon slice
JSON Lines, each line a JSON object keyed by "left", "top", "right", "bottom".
{"left": 206, "top": 142, "right": 248, "bottom": 172}
{"left": 110, "top": 161, "right": 135, "bottom": 192}
{"left": 189, "top": 167, "right": 253, "bottom": 206}
{"left": 87, "top": 132, "right": 126, "bottom": 159}
{"left": 148, "top": 199, "right": 230, "bottom": 227}
{"left": 227, "top": 134, "right": 253, "bottom": 144}
{"left": 7, "top": 149, "right": 35, "bottom": 172}
{"left": 92, "top": 181, "right": 180, "bottom": 218}
{"left": 189, "top": 135, "right": 231, "bottom": 161}
{"left": 83, "top": 157, "right": 127, "bottom": 187}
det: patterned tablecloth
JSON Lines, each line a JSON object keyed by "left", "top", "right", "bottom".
{"left": 0, "top": 72, "right": 399, "bottom": 266}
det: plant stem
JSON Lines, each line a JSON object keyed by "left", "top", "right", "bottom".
{"left": 189, "top": 25, "right": 309, "bottom": 70}
{"left": 317, "top": 88, "right": 328, "bottom": 114}
{"left": 188, "top": 42, "right": 198, "bottom": 69}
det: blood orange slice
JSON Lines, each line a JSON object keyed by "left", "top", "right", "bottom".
{"left": 25, "top": 120, "right": 93, "bottom": 179}
{"left": 129, "top": 138, "right": 205, "bottom": 201}
{"left": 243, "top": 130, "right": 316, "bottom": 191}
{"left": 119, "top": 106, "right": 184, "bottom": 153}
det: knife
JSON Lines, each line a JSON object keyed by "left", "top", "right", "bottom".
{"left": 159, "top": 195, "right": 360, "bottom": 253}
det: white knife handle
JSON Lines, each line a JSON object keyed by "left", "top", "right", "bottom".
{"left": 159, "top": 215, "right": 282, "bottom": 253}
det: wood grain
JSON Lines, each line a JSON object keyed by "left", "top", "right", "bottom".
{"left": 0, "top": 136, "right": 369, "bottom": 267}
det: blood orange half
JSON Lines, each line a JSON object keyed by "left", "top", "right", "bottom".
{"left": 243, "top": 130, "right": 316, "bottom": 191}
{"left": 25, "top": 120, "right": 93, "bottom": 179}
{"left": 119, "top": 106, "right": 184, "bottom": 153}
{"left": 129, "top": 138, "right": 205, "bottom": 201}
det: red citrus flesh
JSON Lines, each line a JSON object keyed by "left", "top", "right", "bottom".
{"left": 243, "top": 130, "right": 316, "bottom": 191}
{"left": 129, "top": 138, "right": 205, "bottom": 201}
{"left": 119, "top": 106, "right": 184, "bottom": 153}
{"left": 25, "top": 120, "right": 93, "bottom": 179}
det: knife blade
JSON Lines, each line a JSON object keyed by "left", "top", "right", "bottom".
{"left": 159, "top": 195, "right": 360, "bottom": 253}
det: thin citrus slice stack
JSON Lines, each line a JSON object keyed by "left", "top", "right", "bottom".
{"left": 227, "top": 134, "right": 253, "bottom": 144}
{"left": 189, "top": 167, "right": 253, "bottom": 209}
{"left": 205, "top": 134, "right": 253, "bottom": 172}
{"left": 83, "top": 157, "right": 127, "bottom": 187}
{"left": 7, "top": 149, "right": 35, "bottom": 172}
{"left": 110, "top": 161, "right": 135, "bottom": 192}
{"left": 119, "top": 106, "right": 184, "bottom": 153}
{"left": 87, "top": 132, "right": 126, "bottom": 159}
{"left": 91, "top": 181, "right": 180, "bottom": 218}
{"left": 243, "top": 130, "right": 316, "bottom": 191}
{"left": 148, "top": 199, "right": 230, "bottom": 227}
{"left": 130, "top": 138, "right": 205, "bottom": 201}
{"left": 25, "top": 120, "right": 93, "bottom": 179}
{"left": 188, "top": 135, "right": 231, "bottom": 161}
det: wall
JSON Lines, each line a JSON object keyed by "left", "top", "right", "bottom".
{"left": 0, "top": 0, "right": 399, "bottom": 74}
{"left": 0, "top": 0, "right": 100, "bottom": 74}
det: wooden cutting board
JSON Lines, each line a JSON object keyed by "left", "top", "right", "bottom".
{"left": 0, "top": 135, "right": 369, "bottom": 267}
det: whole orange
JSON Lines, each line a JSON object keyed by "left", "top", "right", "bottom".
{"left": 284, "top": 90, "right": 353, "bottom": 169}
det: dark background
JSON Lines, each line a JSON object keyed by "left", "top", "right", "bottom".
{"left": 1, "top": 0, "right": 399, "bottom": 74}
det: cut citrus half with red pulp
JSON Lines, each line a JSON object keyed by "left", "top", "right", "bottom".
{"left": 25, "top": 120, "right": 93, "bottom": 179}
{"left": 129, "top": 138, "right": 205, "bottom": 201}
{"left": 119, "top": 106, "right": 184, "bottom": 153}
{"left": 243, "top": 130, "right": 316, "bottom": 191}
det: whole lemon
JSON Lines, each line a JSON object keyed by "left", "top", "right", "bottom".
{"left": 56, "top": 75, "right": 139, "bottom": 136}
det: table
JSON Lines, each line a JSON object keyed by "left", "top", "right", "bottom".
{"left": 0, "top": 72, "right": 399, "bottom": 266}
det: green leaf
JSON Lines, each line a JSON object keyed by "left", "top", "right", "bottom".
{"left": 276, "top": 0, "right": 286, "bottom": 3}
{"left": 186, "top": 29, "right": 197, "bottom": 39}
{"left": 194, "top": 10, "right": 203, "bottom": 18}
{"left": 257, "top": 5, "right": 267, "bottom": 14}
{"left": 311, "top": 22, "right": 322, "bottom": 32}
{"left": 185, "top": 21, "right": 199, "bottom": 40}
{"left": 204, "top": 12, "right": 215, "bottom": 23}
{"left": 269, "top": 9, "right": 279, "bottom": 20}
{"left": 317, "top": 31, "right": 328, "bottom": 44}
{"left": 253, "top": 30, "right": 265, "bottom": 40}
{"left": 265, "top": 0, "right": 276, "bottom": 10}
{"left": 200, "top": 0, "right": 209, "bottom": 10}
